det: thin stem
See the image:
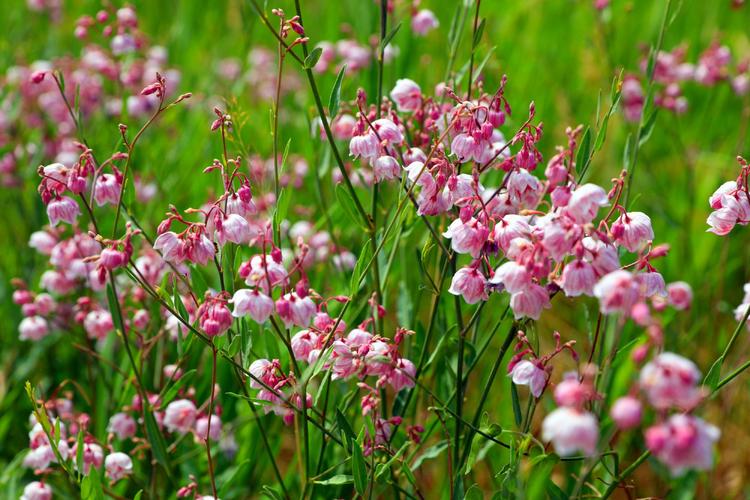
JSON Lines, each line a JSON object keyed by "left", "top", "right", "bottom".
{"left": 205, "top": 343, "right": 219, "bottom": 498}
{"left": 466, "top": 0, "right": 482, "bottom": 100}
{"left": 599, "top": 451, "right": 650, "bottom": 499}
{"left": 623, "top": 0, "right": 673, "bottom": 208}
{"left": 458, "top": 322, "right": 516, "bottom": 471}
{"left": 291, "top": 0, "right": 372, "bottom": 232}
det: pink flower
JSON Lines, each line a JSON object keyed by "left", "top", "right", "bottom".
{"left": 559, "top": 259, "right": 597, "bottom": 297}
{"left": 349, "top": 132, "right": 380, "bottom": 160}
{"left": 389, "top": 358, "right": 416, "bottom": 392}
{"left": 185, "top": 232, "right": 216, "bottom": 265}
{"left": 248, "top": 359, "right": 279, "bottom": 389}
{"left": 194, "top": 414, "right": 222, "bottom": 441}
{"left": 492, "top": 214, "right": 530, "bottom": 252}
{"left": 230, "top": 289, "right": 274, "bottom": 324}
{"left": 610, "top": 396, "right": 642, "bottom": 430}
{"left": 291, "top": 330, "right": 319, "bottom": 362}
{"left": 94, "top": 173, "right": 121, "bottom": 206}
{"left": 639, "top": 352, "right": 703, "bottom": 410}
{"left": 241, "top": 255, "right": 288, "bottom": 292}
{"left": 564, "top": 184, "right": 608, "bottom": 224}
{"left": 448, "top": 266, "right": 487, "bottom": 304}
{"left": 582, "top": 237, "right": 620, "bottom": 276}
{"left": 540, "top": 218, "right": 581, "bottom": 262}
{"left": 275, "top": 292, "right": 316, "bottom": 328}
{"left": 542, "top": 407, "right": 599, "bottom": 457}
{"left": 21, "top": 481, "right": 52, "bottom": 500}
{"left": 215, "top": 213, "right": 252, "bottom": 245}
{"left": 163, "top": 399, "right": 197, "bottom": 434}
{"left": 75, "top": 442, "right": 104, "bottom": 475}
{"left": 84, "top": 310, "right": 114, "bottom": 340}
{"left": 510, "top": 360, "right": 547, "bottom": 397}
{"left": 390, "top": 79, "right": 422, "bottom": 112}
{"left": 611, "top": 211, "right": 654, "bottom": 252}
{"left": 709, "top": 181, "right": 738, "bottom": 209}
{"left": 99, "top": 247, "right": 128, "bottom": 270}
{"left": 645, "top": 414, "right": 720, "bottom": 476}
{"left": 554, "top": 375, "right": 591, "bottom": 408}
{"left": 411, "top": 9, "right": 439, "bottom": 36}
{"left": 371, "top": 118, "right": 403, "bottom": 144}
{"left": 104, "top": 452, "right": 133, "bottom": 481}
{"left": 451, "top": 133, "right": 480, "bottom": 163}
{"left": 636, "top": 271, "right": 666, "bottom": 297}
{"left": 373, "top": 155, "right": 401, "bottom": 182}
{"left": 19, "top": 316, "right": 49, "bottom": 341}
{"left": 108, "top": 412, "right": 136, "bottom": 440}
{"left": 153, "top": 231, "right": 185, "bottom": 263}
{"left": 29, "top": 231, "right": 58, "bottom": 255}
{"left": 197, "top": 296, "right": 233, "bottom": 337}
{"left": 666, "top": 281, "right": 692, "bottom": 310}
{"left": 442, "top": 217, "right": 488, "bottom": 258}
{"left": 509, "top": 283, "right": 550, "bottom": 320}
{"left": 489, "top": 261, "right": 531, "bottom": 294}
{"left": 506, "top": 168, "right": 542, "bottom": 208}
{"left": 707, "top": 193, "right": 750, "bottom": 235}
{"left": 621, "top": 75, "right": 645, "bottom": 123}
{"left": 47, "top": 196, "right": 80, "bottom": 226}
{"left": 593, "top": 270, "right": 640, "bottom": 315}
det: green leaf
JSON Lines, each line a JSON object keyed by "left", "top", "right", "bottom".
{"left": 226, "top": 334, "right": 242, "bottom": 357}
{"left": 472, "top": 18, "right": 486, "bottom": 49}
{"left": 703, "top": 358, "right": 723, "bottom": 391}
{"left": 159, "top": 369, "right": 196, "bottom": 406}
{"left": 314, "top": 474, "right": 353, "bottom": 486}
{"left": 352, "top": 440, "right": 367, "bottom": 496}
{"left": 623, "top": 132, "right": 633, "bottom": 170}
{"left": 471, "top": 46, "right": 496, "bottom": 84}
{"left": 328, "top": 65, "right": 347, "bottom": 117}
{"left": 106, "top": 283, "right": 125, "bottom": 333}
{"left": 380, "top": 22, "right": 401, "bottom": 52}
{"left": 336, "top": 409, "right": 357, "bottom": 448}
{"left": 349, "top": 241, "right": 373, "bottom": 295}
{"left": 464, "top": 484, "right": 483, "bottom": 500}
{"left": 527, "top": 454, "right": 559, "bottom": 500}
{"left": 575, "top": 126, "right": 591, "bottom": 177}
{"left": 261, "top": 485, "right": 284, "bottom": 500}
{"left": 143, "top": 410, "right": 171, "bottom": 477}
{"left": 638, "top": 110, "right": 659, "bottom": 147}
{"left": 304, "top": 47, "right": 323, "bottom": 69}
{"left": 510, "top": 383, "right": 522, "bottom": 427}
{"left": 411, "top": 441, "right": 449, "bottom": 470}
{"left": 336, "top": 183, "right": 365, "bottom": 228}
{"left": 81, "top": 467, "right": 104, "bottom": 500}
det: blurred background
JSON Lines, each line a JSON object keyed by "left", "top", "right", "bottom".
{"left": 2, "top": 0, "right": 750, "bottom": 497}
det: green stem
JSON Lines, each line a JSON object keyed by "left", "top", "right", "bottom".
{"left": 599, "top": 451, "right": 650, "bottom": 499}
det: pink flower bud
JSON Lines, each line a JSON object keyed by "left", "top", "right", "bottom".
{"left": 610, "top": 396, "right": 642, "bottom": 430}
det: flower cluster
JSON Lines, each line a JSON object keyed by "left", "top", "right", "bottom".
{"left": 623, "top": 42, "right": 749, "bottom": 122}
{"left": 706, "top": 156, "right": 750, "bottom": 235}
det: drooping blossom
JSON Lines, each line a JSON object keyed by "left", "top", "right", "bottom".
{"left": 448, "top": 266, "right": 487, "bottom": 304}
{"left": 230, "top": 289, "right": 274, "bottom": 324}
{"left": 542, "top": 407, "right": 599, "bottom": 457}
{"left": 639, "top": 352, "right": 703, "bottom": 410}
{"left": 509, "top": 360, "right": 547, "bottom": 397}
{"left": 645, "top": 414, "right": 720, "bottom": 476}
{"left": 163, "top": 399, "right": 197, "bottom": 434}
{"left": 411, "top": 9, "right": 439, "bottom": 36}
{"left": 104, "top": 452, "right": 133, "bottom": 481}
{"left": 610, "top": 396, "right": 643, "bottom": 430}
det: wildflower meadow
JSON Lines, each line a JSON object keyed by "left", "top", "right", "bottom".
{"left": 3, "top": 0, "right": 750, "bottom": 498}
